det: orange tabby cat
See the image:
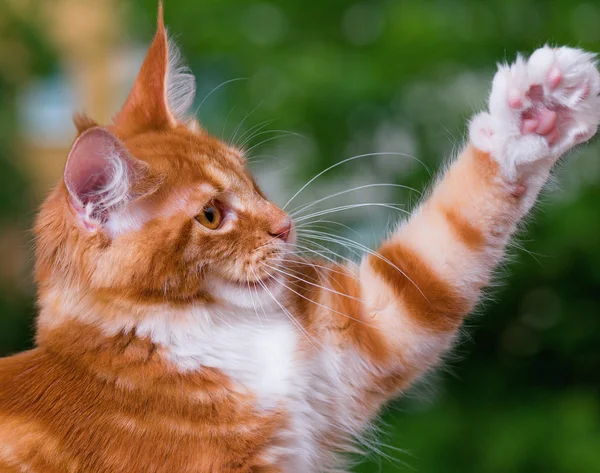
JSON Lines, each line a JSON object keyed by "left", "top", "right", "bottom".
{"left": 1, "top": 5, "right": 599, "bottom": 472}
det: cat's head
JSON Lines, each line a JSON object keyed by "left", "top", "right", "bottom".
{"left": 34, "top": 6, "right": 294, "bottom": 311}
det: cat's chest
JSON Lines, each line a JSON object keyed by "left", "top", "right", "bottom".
{"left": 194, "top": 320, "right": 301, "bottom": 406}
{"left": 139, "top": 311, "right": 306, "bottom": 406}
{"left": 136, "top": 309, "right": 341, "bottom": 470}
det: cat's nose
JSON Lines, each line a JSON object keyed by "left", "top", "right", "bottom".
{"left": 269, "top": 217, "right": 293, "bottom": 242}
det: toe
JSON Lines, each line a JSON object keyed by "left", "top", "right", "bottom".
{"left": 546, "top": 127, "right": 560, "bottom": 145}
{"left": 535, "top": 108, "right": 558, "bottom": 135}
{"left": 547, "top": 67, "right": 562, "bottom": 89}
{"left": 521, "top": 118, "right": 539, "bottom": 134}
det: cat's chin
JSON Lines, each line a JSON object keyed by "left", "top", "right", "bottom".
{"left": 204, "top": 274, "right": 284, "bottom": 310}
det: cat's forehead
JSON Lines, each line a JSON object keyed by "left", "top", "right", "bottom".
{"left": 123, "top": 127, "right": 260, "bottom": 199}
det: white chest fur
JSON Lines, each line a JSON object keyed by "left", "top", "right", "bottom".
{"left": 134, "top": 306, "right": 347, "bottom": 471}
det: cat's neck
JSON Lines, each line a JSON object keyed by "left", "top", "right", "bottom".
{"left": 35, "top": 285, "right": 204, "bottom": 381}
{"left": 38, "top": 283, "right": 199, "bottom": 338}
{"left": 35, "top": 280, "right": 292, "bottom": 378}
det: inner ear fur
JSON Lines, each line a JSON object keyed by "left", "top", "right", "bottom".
{"left": 64, "top": 127, "right": 148, "bottom": 228}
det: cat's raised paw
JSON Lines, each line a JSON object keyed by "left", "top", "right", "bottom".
{"left": 470, "top": 46, "right": 600, "bottom": 180}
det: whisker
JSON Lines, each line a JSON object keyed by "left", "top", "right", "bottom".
{"left": 230, "top": 101, "right": 264, "bottom": 146}
{"left": 236, "top": 119, "right": 275, "bottom": 148}
{"left": 289, "top": 183, "right": 420, "bottom": 218}
{"left": 297, "top": 230, "right": 366, "bottom": 256}
{"left": 294, "top": 203, "right": 408, "bottom": 223}
{"left": 251, "top": 267, "right": 320, "bottom": 351}
{"left": 239, "top": 128, "right": 293, "bottom": 149}
{"left": 245, "top": 152, "right": 283, "bottom": 166}
{"left": 511, "top": 240, "right": 546, "bottom": 265}
{"left": 264, "top": 264, "right": 366, "bottom": 304}
{"left": 246, "top": 154, "right": 283, "bottom": 166}
{"left": 292, "top": 244, "right": 361, "bottom": 272}
{"left": 254, "top": 284, "right": 274, "bottom": 328}
{"left": 296, "top": 234, "right": 364, "bottom": 261}
{"left": 195, "top": 77, "right": 247, "bottom": 116}
{"left": 294, "top": 219, "right": 363, "bottom": 239}
{"left": 246, "top": 279, "right": 264, "bottom": 327}
{"left": 266, "top": 259, "right": 324, "bottom": 285}
{"left": 297, "top": 231, "right": 428, "bottom": 300}
{"left": 283, "top": 152, "right": 431, "bottom": 210}
{"left": 221, "top": 104, "right": 237, "bottom": 141}
{"left": 244, "top": 132, "right": 304, "bottom": 154}
{"left": 253, "top": 232, "right": 293, "bottom": 251}
{"left": 267, "top": 272, "right": 376, "bottom": 328}
{"left": 291, "top": 239, "right": 361, "bottom": 269}
{"left": 269, "top": 256, "right": 360, "bottom": 282}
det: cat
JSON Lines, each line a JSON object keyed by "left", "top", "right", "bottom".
{"left": 1, "top": 4, "right": 599, "bottom": 473}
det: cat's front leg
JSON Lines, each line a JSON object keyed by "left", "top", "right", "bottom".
{"left": 354, "top": 46, "right": 600, "bottom": 399}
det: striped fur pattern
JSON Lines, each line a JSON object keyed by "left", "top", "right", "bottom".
{"left": 1, "top": 6, "right": 599, "bottom": 472}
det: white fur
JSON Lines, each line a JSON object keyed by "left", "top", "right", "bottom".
{"left": 136, "top": 306, "right": 299, "bottom": 406}
{"left": 470, "top": 46, "right": 600, "bottom": 182}
{"left": 92, "top": 150, "right": 150, "bottom": 238}
{"left": 127, "top": 301, "right": 368, "bottom": 472}
{"left": 87, "top": 144, "right": 131, "bottom": 212}
{"left": 104, "top": 205, "right": 149, "bottom": 239}
{"left": 166, "top": 35, "right": 196, "bottom": 121}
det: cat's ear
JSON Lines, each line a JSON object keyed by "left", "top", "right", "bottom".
{"left": 64, "top": 127, "right": 147, "bottom": 233}
{"left": 114, "top": 3, "right": 196, "bottom": 134}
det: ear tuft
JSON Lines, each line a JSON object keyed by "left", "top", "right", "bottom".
{"left": 166, "top": 36, "right": 196, "bottom": 121}
{"left": 114, "top": 2, "right": 196, "bottom": 134}
{"left": 73, "top": 113, "right": 99, "bottom": 136}
{"left": 64, "top": 127, "right": 146, "bottom": 231}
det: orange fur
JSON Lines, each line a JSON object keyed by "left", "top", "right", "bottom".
{"left": 1, "top": 6, "right": 596, "bottom": 472}
{"left": 1, "top": 8, "right": 293, "bottom": 472}
{"left": 370, "top": 239, "right": 473, "bottom": 333}
{"left": 0, "top": 325, "right": 285, "bottom": 473}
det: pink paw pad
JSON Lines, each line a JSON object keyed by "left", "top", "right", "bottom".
{"left": 546, "top": 127, "right": 560, "bottom": 145}
{"left": 535, "top": 108, "right": 558, "bottom": 135}
{"left": 520, "top": 107, "right": 558, "bottom": 137}
{"left": 547, "top": 67, "right": 562, "bottom": 89}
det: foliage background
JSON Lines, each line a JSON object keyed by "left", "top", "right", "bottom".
{"left": 0, "top": 0, "right": 599, "bottom": 471}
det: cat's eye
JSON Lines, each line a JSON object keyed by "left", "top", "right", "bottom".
{"left": 195, "top": 202, "right": 222, "bottom": 230}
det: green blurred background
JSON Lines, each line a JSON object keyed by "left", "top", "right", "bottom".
{"left": 0, "top": 0, "right": 599, "bottom": 471}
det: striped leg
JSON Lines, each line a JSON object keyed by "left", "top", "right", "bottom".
{"left": 358, "top": 46, "right": 600, "bottom": 391}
